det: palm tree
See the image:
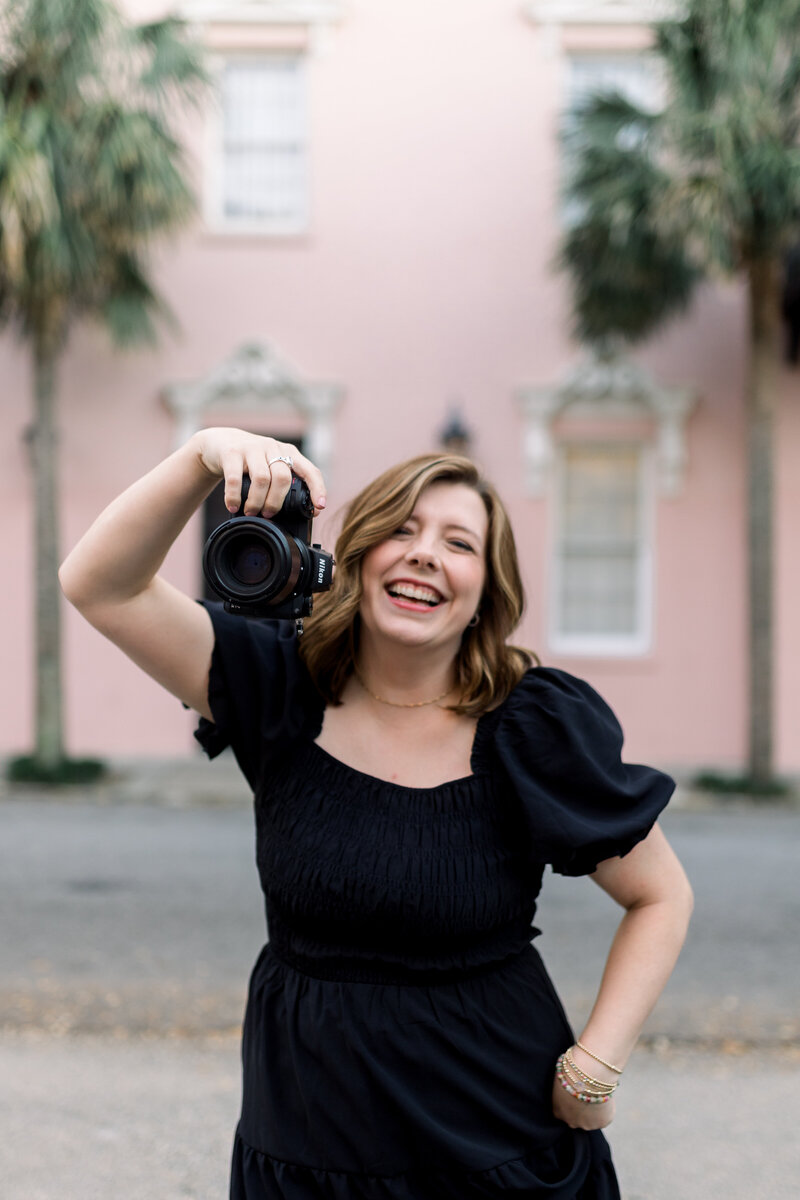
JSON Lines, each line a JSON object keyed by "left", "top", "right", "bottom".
{"left": 0, "top": 0, "right": 208, "bottom": 779}
{"left": 560, "top": 0, "right": 800, "bottom": 789}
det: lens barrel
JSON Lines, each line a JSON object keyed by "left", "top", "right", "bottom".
{"left": 203, "top": 518, "right": 305, "bottom": 607}
{"left": 202, "top": 474, "right": 333, "bottom": 619}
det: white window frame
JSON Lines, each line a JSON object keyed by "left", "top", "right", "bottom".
{"left": 547, "top": 440, "right": 655, "bottom": 658}
{"left": 204, "top": 52, "right": 310, "bottom": 236}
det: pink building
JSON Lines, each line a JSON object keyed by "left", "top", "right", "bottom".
{"left": 3, "top": 0, "right": 798, "bottom": 776}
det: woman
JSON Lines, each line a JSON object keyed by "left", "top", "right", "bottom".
{"left": 60, "top": 427, "right": 693, "bottom": 1199}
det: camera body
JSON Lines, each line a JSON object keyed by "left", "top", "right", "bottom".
{"left": 202, "top": 475, "right": 333, "bottom": 621}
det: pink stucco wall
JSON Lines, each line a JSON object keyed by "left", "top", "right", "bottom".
{"left": 2, "top": 0, "right": 798, "bottom": 774}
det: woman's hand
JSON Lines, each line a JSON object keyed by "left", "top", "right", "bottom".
{"left": 60, "top": 427, "right": 327, "bottom": 721}
{"left": 193, "top": 428, "right": 327, "bottom": 518}
{"left": 551, "top": 1074, "right": 616, "bottom": 1131}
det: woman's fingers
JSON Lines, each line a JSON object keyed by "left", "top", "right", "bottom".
{"left": 259, "top": 453, "right": 294, "bottom": 517}
{"left": 252, "top": 442, "right": 327, "bottom": 518}
{"left": 202, "top": 429, "right": 327, "bottom": 519}
{"left": 220, "top": 448, "right": 246, "bottom": 513}
{"left": 287, "top": 448, "right": 327, "bottom": 514}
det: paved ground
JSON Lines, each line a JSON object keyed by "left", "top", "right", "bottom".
{"left": 2, "top": 757, "right": 799, "bottom": 1198}
{"left": 2, "top": 1032, "right": 797, "bottom": 1200}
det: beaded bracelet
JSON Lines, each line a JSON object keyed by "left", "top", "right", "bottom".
{"left": 555, "top": 1054, "right": 616, "bottom": 1105}
{"left": 561, "top": 1052, "right": 617, "bottom": 1099}
{"left": 563, "top": 1049, "right": 617, "bottom": 1095}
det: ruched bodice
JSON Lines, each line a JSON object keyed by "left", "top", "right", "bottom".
{"left": 255, "top": 741, "right": 540, "bottom": 984}
{"left": 195, "top": 603, "right": 675, "bottom": 1199}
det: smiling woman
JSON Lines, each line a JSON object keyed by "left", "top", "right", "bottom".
{"left": 59, "top": 431, "right": 692, "bottom": 1200}
{"left": 299, "top": 454, "right": 532, "bottom": 720}
{"left": 358, "top": 482, "right": 487, "bottom": 653}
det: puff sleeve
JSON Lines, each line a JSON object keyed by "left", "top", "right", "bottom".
{"left": 492, "top": 667, "right": 675, "bottom": 876}
{"left": 194, "top": 601, "right": 321, "bottom": 791}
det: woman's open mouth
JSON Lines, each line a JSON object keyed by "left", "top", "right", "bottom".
{"left": 385, "top": 582, "right": 444, "bottom": 608}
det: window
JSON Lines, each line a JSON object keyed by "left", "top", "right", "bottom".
{"left": 566, "top": 53, "right": 662, "bottom": 117}
{"left": 550, "top": 442, "right": 652, "bottom": 655}
{"left": 561, "top": 52, "right": 663, "bottom": 222}
{"left": 210, "top": 56, "right": 309, "bottom": 233}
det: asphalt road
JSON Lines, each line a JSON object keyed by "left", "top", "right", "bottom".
{"left": 2, "top": 764, "right": 799, "bottom": 1199}
{"left": 2, "top": 774, "right": 799, "bottom": 1042}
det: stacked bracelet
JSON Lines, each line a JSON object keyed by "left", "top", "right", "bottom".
{"left": 575, "top": 1040, "right": 623, "bottom": 1075}
{"left": 555, "top": 1046, "right": 622, "bottom": 1106}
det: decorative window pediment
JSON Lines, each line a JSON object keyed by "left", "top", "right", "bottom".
{"left": 178, "top": 1, "right": 344, "bottom": 25}
{"left": 163, "top": 341, "right": 342, "bottom": 482}
{"left": 526, "top": 1, "right": 677, "bottom": 24}
{"left": 516, "top": 352, "right": 697, "bottom": 497}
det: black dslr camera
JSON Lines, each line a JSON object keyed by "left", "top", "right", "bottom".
{"left": 202, "top": 475, "right": 334, "bottom": 624}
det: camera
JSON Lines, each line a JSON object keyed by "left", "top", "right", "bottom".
{"left": 202, "top": 474, "right": 334, "bottom": 623}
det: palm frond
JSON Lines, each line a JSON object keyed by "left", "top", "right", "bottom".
{"left": 0, "top": 0, "right": 208, "bottom": 352}
{"left": 560, "top": 0, "right": 800, "bottom": 348}
{"left": 101, "top": 252, "right": 175, "bottom": 347}
{"left": 133, "top": 18, "right": 211, "bottom": 109}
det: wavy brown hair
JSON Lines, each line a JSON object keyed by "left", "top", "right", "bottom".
{"left": 298, "top": 454, "right": 534, "bottom": 716}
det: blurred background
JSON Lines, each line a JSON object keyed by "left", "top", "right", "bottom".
{"left": 2, "top": 0, "right": 798, "bottom": 787}
{"left": 2, "top": 2, "right": 799, "bottom": 1198}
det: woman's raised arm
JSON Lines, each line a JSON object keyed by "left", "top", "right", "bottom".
{"left": 58, "top": 428, "right": 326, "bottom": 719}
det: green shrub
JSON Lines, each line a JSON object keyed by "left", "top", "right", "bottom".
{"left": 6, "top": 756, "right": 107, "bottom": 785}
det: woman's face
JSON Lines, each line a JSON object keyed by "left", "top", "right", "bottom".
{"left": 358, "top": 482, "right": 488, "bottom": 658}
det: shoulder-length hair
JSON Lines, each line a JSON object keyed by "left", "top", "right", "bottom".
{"left": 298, "top": 454, "right": 534, "bottom": 716}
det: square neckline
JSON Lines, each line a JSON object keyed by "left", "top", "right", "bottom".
{"left": 308, "top": 706, "right": 495, "bottom": 792}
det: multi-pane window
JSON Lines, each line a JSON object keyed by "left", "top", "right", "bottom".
{"left": 551, "top": 443, "right": 652, "bottom": 655}
{"left": 561, "top": 52, "right": 663, "bottom": 222}
{"left": 214, "top": 57, "right": 308, "bottom": 233}
{"left": 566, "top": 53, "right": 663, "bottom": 118}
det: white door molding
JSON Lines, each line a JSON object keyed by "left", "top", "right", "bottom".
{"left": 162, "top": 340, "right": 343, "bottom": 484}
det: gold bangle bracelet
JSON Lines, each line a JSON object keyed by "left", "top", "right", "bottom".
{"left": 564, "top": 1049, "right": 618, "bottom": 1094}
{"left": 574, "top": 1041, "right": 623, "bottom": 1076}
{"left": 563, "top": 1051, "right": 617, "bottom": 1095}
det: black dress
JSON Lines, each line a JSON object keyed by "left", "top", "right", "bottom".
{"left": 195, "top": 603, "right": 675, "bottom": 1200}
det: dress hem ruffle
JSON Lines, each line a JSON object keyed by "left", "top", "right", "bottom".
{"left": 231, "top": 1127, "right": 621, "bottom": 1199}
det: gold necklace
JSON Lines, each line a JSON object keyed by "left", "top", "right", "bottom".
{"left": 354, "top": 668, "right": 453, "bottom": 709}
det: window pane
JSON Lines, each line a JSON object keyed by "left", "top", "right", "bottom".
{"left": 221, "top": 58, "right": 307, "bottom": 226}
{"left": 561, "top": 53, "right": 664, "bottom": 224}
{"left": 567, "top": 54, "right": 664, "bottom": 116}
{"left": 555, "top": 445, "right": 644, "bottom": 639}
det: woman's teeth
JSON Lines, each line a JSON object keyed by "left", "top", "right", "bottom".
{"left": 387, "top": 584, "right": 442, "bottom": 606}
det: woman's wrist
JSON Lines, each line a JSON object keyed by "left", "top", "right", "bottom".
{"left": 555, "top": 1051, "right": 619, "bottom": 1105}
{"left": 570, "top": 1040, "right": 625, "bottom": 1086}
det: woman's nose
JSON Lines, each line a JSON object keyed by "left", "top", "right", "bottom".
{"left": 405, "top": 539, "right": 439, "bottom": 569}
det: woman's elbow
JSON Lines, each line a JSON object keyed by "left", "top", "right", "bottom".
{"left": 58, "top": 556, "right": 88, "bottom": 610}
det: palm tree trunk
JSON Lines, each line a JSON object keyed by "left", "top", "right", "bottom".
{"left": 31, "top": 345, "right": 64, "bottom": 770}
{"left": 745, "top": 259, "right": 781, "bottom": 787}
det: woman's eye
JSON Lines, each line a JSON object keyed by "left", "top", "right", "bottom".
{"left": 449, "top": 539, "right": 475, "bottom": 552}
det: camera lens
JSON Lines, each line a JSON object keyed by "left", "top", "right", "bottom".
{"left": 228, "top": 536, "right": 275, "bottom": 587}
{"left": 203, "top": 516, "right": 304, "bottom": 607}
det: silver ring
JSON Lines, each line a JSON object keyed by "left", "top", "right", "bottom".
{"left": 268, "top": 455, "right": 293, "bottom": 469}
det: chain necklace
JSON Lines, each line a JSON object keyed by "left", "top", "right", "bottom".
{"left": 354, "top": 667, "right": 453, "bottom": 709}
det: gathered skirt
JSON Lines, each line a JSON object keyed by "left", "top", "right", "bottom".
{"left": 229, "top": 944, "right": 621, "bottom": 1199}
